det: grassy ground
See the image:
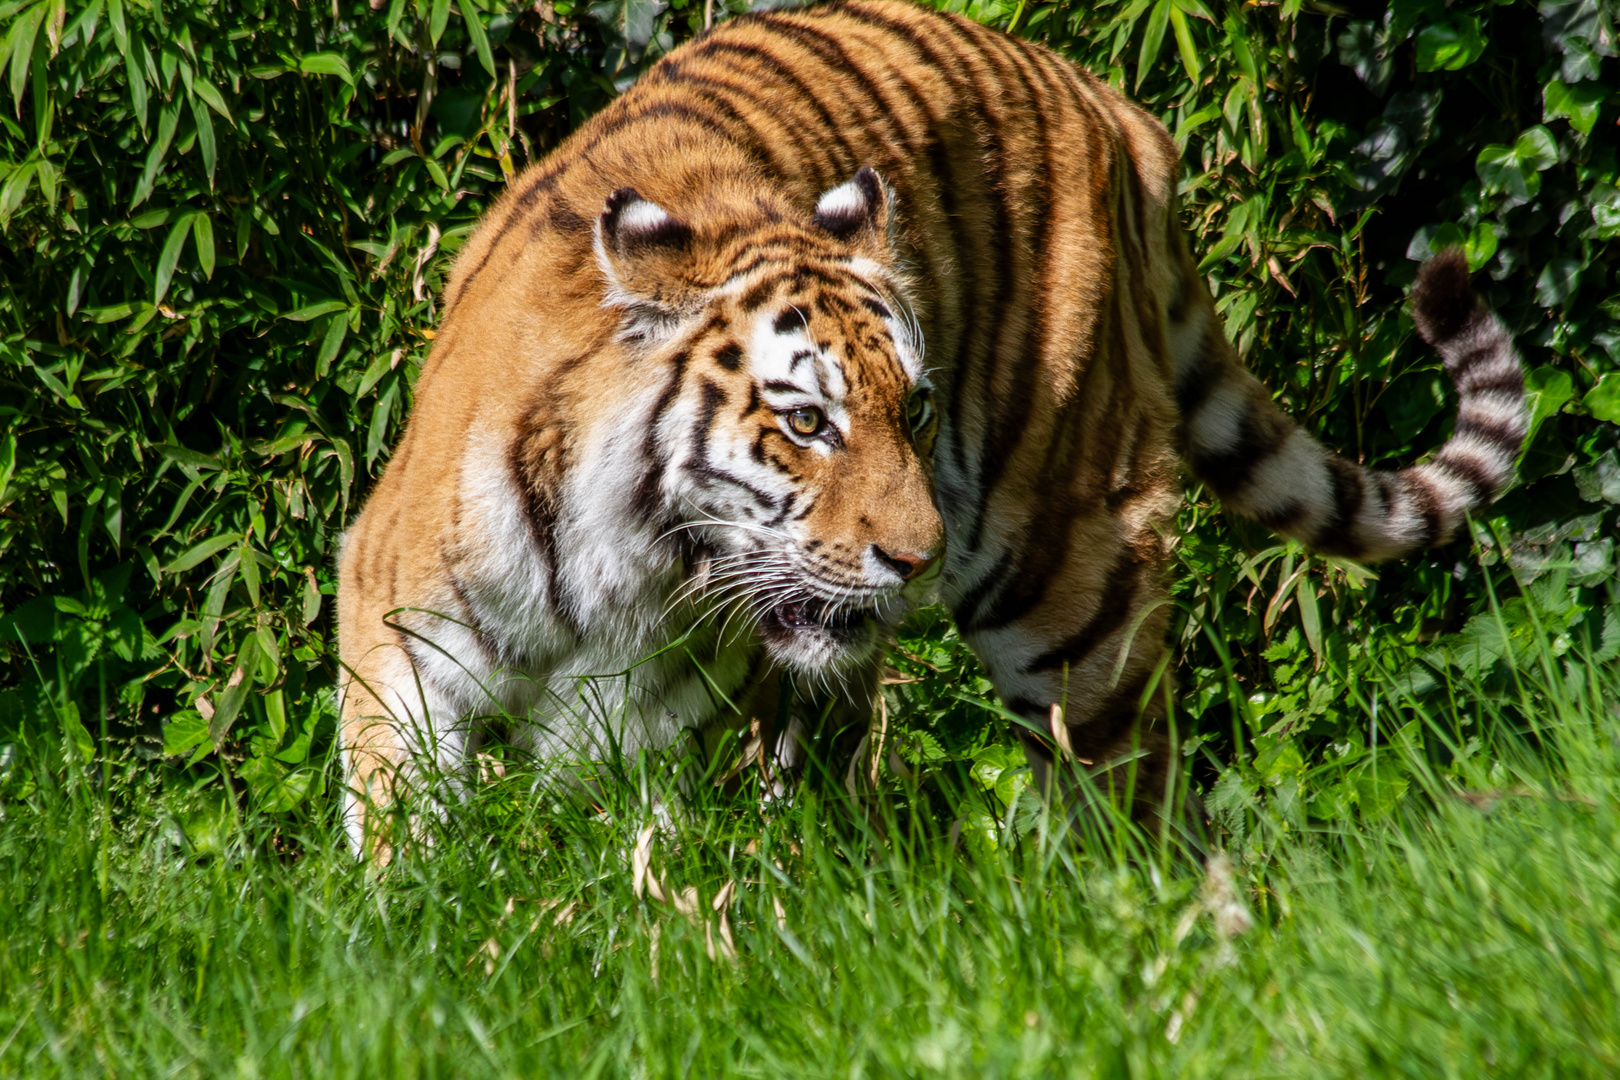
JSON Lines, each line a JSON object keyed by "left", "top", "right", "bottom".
{"left": 2, "top": 617, "right": 1618, "bottom": 1080}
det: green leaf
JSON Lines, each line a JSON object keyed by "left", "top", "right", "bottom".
{"left": 190, "top": 78, "right": 234, "bottom": 125}
{"left": 1513, "top": 125, "right": 1559, "bottom": 172}
{"left": 193, "top": 212, "right": 215, "bottom": 280}
{"left": 155, "top": 443, "right": 221, "bottom": 471}
{"left": 1585, "top": 374, "right": 1620, "bottom": 425}
{"left": 1543, "top": 80, "right": 1608, "bottom": 136}
{"left": 316, "top": 314, "right": 348, "bottom": 377}
{"left": 283, "top": 300, "right": 348, "bottom": 322}
{"left": 5, "top": 3, "right": 43, "bottom": 110}
{"left": 153, "top": 211, "right": 197, "bottom": 306}
{"left": 459, "top": 0, "right": 497, "bottom": 76}
{"left": 1414, "top": 15, "right": 1484, "bottom": 72}
{"left": 240, "top": 539, "right": 260, "bottom": 606}
{"left": 299, "top": 52, "right": 354, "bottom": 84}
{"left": 1136, "top": 0, "right": 1171, "bottom": 91}
{"left": 1522, "top": 366, "right": 1574, "bottom": 447}
{"left": 164, "top": 532, "right": 242, "bottom": 574}
{"left": 1475, "top": 145, "right": 1537, "bottom": 203}
{"left": 162, "top": 710, "right": 211, "bottom": 758}
{"left": 191, "top": 95, "right": 217, "bottom": 187}
{"left": 302, "top": 571, "right": 323, "bottom": 627}
{"left": 1168, "top": 6, "right": 1199, "bottom": 82}
{"left": 430, "top": 0, "right": 451, "bottom": 45}
{"left": 211, "top": 635, "right": 259, "bottom": 749}
{"left": 1463, "top": 222, "right": 1497, "bottom": 272}
{"left": 0, "top": 429, "right": 14, "bottom": 504}
{"left": 1535, "top": 257, "right": 1580, "bottom": 308}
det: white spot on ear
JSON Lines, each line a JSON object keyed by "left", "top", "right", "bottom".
{"left": 816, "top": 179, "right": 869, "bottom": 219}
{"left": 617, "top": 198, "right": 673, "bottom": 238}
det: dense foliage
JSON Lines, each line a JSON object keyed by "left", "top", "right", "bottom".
{"left": 1, "top": 0, "right": 1616, "bottom": 829}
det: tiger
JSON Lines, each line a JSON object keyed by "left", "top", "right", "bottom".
{"left": 335, "top": 0, "right": 1526, "bottom": 856}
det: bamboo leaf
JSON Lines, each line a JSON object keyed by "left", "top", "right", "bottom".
{"left": 164, "top": 532, "right": 243, "bottom": 574}
{"left": 153, "top": 211, "right": 196, "bottom": 306}
{"left": 190, "top": 77, "right": 234, "bottom": 125}
{"left": 191, "top": 94, "right": 216, "bottom": 187}
{"left": 193, "top": 211, "right": 215, "bottom": 280}
{"left": 459, "top": 0, "right": 496, "bottom": 76}
{"left": 1136, "top": 0, "right": 1171, "bottom": 91}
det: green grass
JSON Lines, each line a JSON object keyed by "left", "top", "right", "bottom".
{"left": 3, "top": 624, "right": 1619, "bottom": 1079}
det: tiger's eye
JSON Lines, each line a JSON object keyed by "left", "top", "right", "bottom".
{"left": 787, "top": 408, "right": 824, "bottom": 436}
{"left": 906, "top": 389, "right": 933, "bottom": 433}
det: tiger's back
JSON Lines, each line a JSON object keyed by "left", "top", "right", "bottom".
{"left": 338, "top": 1, "right": 1524, "bottom": 851}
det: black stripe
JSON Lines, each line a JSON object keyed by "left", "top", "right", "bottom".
{"left": 632, "top": 349, "right": 691, "bottom": 522}
{"left": 1433, "top": 452, "right": 1496, "bottom": 503}
{"left": 1455, "top": 413, "right": 1523, "bottom": 449}
{"left": 1309, "top": 456, "right": 1368, "bottom": 557}
{"left": 1023, "top": 549, "right": 1143, "bottom": 672}
{"left": 690, "top": 38, "right": 855, "bottom": 182}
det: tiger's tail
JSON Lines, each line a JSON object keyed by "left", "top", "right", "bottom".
{"left": 1170, "top": 250, "right": 1526, "bottom": 563}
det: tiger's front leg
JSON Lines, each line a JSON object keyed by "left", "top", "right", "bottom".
{"left": 941, "top": 405, "right": 1189, "bottom": 827}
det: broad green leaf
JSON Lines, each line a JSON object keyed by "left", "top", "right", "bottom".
{"left": 299, "top": 52, "right": 353, "bottom": 84}
{"left": 1585, "top": 374, "right": 1620, "bottom": 425}
{"left": 162, "top": 710, "right": 211, "bottom": 758}
{"left": 193, "top": 212, "right": 215, "bottom": 280}
{"left": 1543, "top": 80, "right": 1608, "bottom": 136}
{"left": 459, "top": 0, "right": 496, "bottom": 76}
{"left": 1414, "top": 16, "right": 1484, "bottom": 72}
{"left": 1463, "top": 222, "right": 1497, "bottom": 271}
{"left": 1513, "top": 125, "right": 1559, "bottom": 172}
{"left": 164, "top": 532, "right": 242, "bottom": 574}
{"left": 1523, "top": 366, "right": 1574, "bottom": 447}
{"left": 1535, "top": 256, "right": 1580, "bottom": 308}
{"left": 153, "top": 211, "right": 196, "bottom": 306}
{"left": 1475, "top": 145, "right": 1537, "bottom": 202}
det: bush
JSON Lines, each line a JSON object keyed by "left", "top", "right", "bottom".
{"left": 0, "top": 0, "right": 1616, "bottom": 819}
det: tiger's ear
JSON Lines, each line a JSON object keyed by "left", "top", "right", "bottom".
{"left": 812, "top": 166, "right": 891, "bottom": 249}
{"left": 594, "top": 187, "right": 698, "bottom": 342}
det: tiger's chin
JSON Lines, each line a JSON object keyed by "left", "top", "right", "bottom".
{"left": 757, "top": 596, "right": 889, "bottom": 675}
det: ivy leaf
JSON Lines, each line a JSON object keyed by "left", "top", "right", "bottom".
{"left": 1513, "top": 125, "right": 1559, "bottom": 172}
{"left": 1584, "top": 374, "right": 1620, "bottom": 425}
{"left": 1535, "top": 256, "right": 1581, "bottom": 308}
{"left": 1543, "top": 80, "right": 1608, "bottom": 136}
{"left": 1414, "top": 15, "right": 1485, "bottom": 72}
{"left": 1523, "top": 366, "right": 1575, "bottom": 447}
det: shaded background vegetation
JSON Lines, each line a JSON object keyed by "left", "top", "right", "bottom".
{"left": 1, "top": 0, "right": 1616, "bottom": 833}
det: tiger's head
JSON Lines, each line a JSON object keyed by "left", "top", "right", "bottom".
{"left": 594, "top": 167, "right": 944, "bottom": 674}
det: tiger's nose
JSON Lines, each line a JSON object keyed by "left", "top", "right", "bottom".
{"left": 872, "top": 545, "right": 941, "bottom": 582}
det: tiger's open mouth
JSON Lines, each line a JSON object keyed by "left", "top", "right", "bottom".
{"left": 760, "top": 597, "right": 873, "bottom": 641}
